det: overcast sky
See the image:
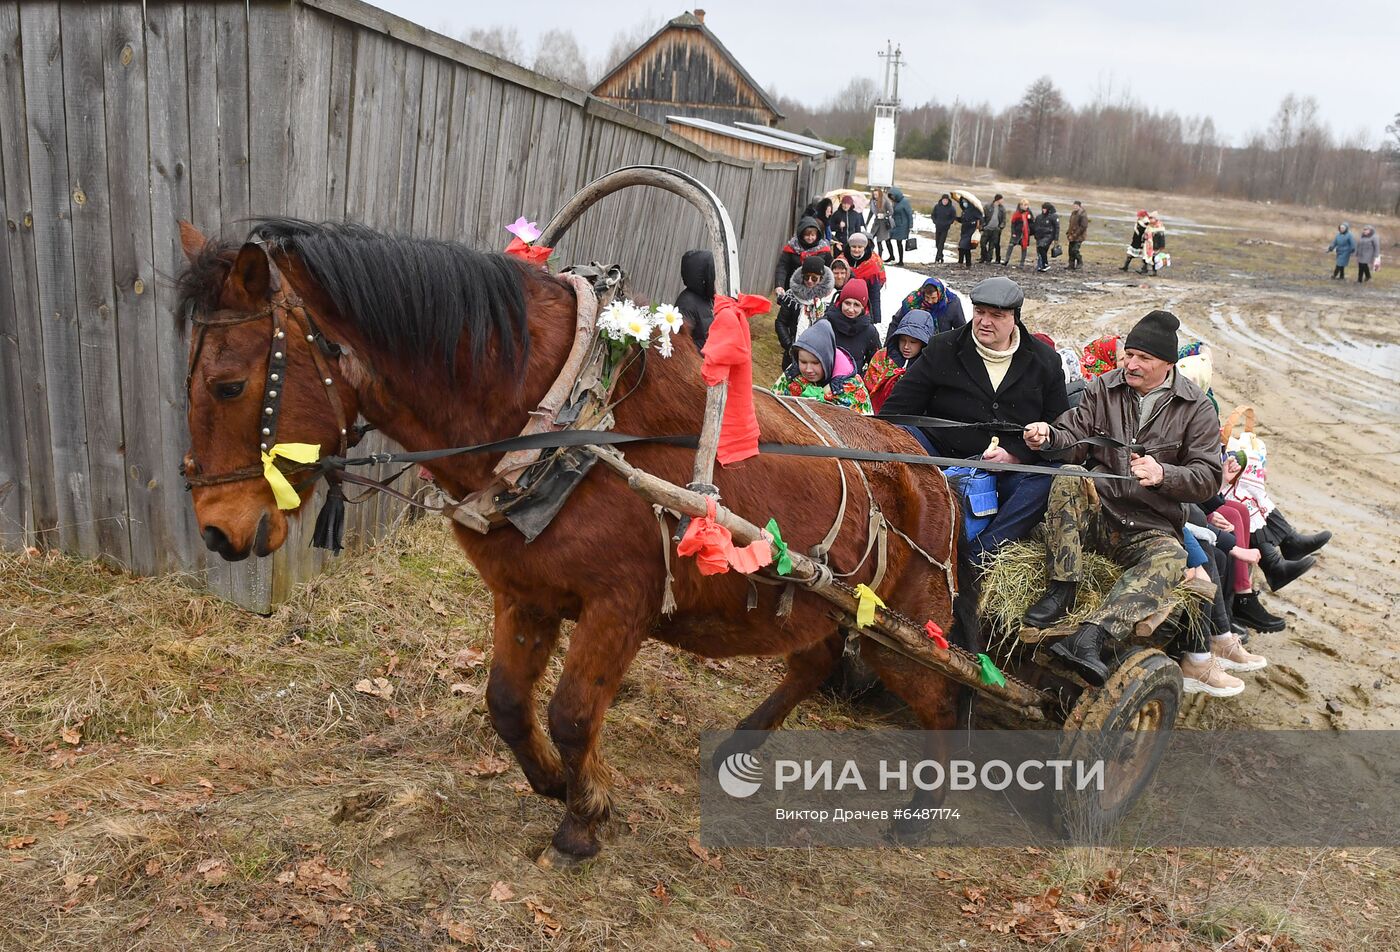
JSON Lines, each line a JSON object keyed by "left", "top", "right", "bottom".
{"left": 375, "top": 0, "right": 1395, "bottom": 146}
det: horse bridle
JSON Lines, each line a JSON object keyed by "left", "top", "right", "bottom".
{"left": 181, "top": 243, "right": 352, "bottom": 496}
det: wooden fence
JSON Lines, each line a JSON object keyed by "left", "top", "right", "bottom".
{"left": 0, "top": 0, "right": 852, "bottom": 609}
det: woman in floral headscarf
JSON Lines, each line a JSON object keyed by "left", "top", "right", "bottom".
{"left": 1080, "top": 334, "right": 1123, "bottom": 379}
{"left": 884, "top": 275, "right": 966, "bottom": 343}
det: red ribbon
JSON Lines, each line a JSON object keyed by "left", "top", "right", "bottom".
{"left": 923, "top": 621, "right": 949, "bottom": 650}
{"left": 676, "top": 499, "right": 772, "bottom": 576}
{"left": 504, "top": 235, "right": 552, "bottom": 267}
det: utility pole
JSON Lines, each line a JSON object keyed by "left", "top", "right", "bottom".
{"left": 869, "top": 41, "right": 903, "bottom": 188}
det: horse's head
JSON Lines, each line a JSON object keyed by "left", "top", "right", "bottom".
{"left": 177, "top": 221, "right": 358, "bottom": 561}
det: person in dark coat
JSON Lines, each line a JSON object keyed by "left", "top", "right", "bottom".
{"left": 1065, "top": 201, "right": 1089, "bottom": 270}
{"left": 1119, "top": 210, "right": 1150, "bottom": 271}
{"left": 932, "top": 194, "right": 957, "bottom": 263}
{"left": 882, "top": 275, "right": 1069, "bottom": 564}
{"left": 801, "top": 196, "right": 834, "bottom": 239}
{"left": 828, "top": 195, "right": 866, "bottom": 260}
{"left": 675, "top": 249, "right": 715, "bottom": 352}
{"left": 980, "top": 194, "right": 1007, "bottom": 264}
{"left": 955, "top": 194, "right": 983, "bottom": 268}
{"left": 889, "top": 187, "right": 914, "bottom": 266}
{"left": 773, "top": 256, "right": 835, "bottom": 368}
{"left": 820, "top": 276, "right": 881, "bottom": 374}
{"left": 774, "top": 216, "right": 833, "bottom": 291}
{"left": 1032, "top": 202, "right": 1060, "bottom": 272}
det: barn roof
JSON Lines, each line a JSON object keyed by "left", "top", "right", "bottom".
{"left": 732, "top": 122, "right": 846, "bottom": 155}
{"left": 665, "top": 116, "right": 825, "bottom": 157}
{"left": 592, "top": 11, "right": 785, "bottom": 121}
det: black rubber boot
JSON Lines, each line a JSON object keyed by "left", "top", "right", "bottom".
{"left": 1232, "top": 591, "right": 1286, "bottom": 633}
{"left": 1022, "top": 579, "right": 1078, "bottom": 629}
{"left": 1260, "top": 545, "right": 1315, "bottom": 592}
{"left": 1270, "top": 511, "right": 1332, "bottom": 559}
{"left": 1120, "top": 257, "right": 1132, "bottom": 271}
{"left": 1048, "top": 622, "right": 1111, "bottom": 687}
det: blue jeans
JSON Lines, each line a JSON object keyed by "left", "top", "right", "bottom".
{"left": 901, "top": 426, "right": 1055, "bottom": 564}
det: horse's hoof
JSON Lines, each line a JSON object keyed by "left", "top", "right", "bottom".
{"left": 535, "top": 844, "right": 592, "bottom": 871}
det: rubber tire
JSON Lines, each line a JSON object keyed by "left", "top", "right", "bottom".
{"left": 1054, "top": 648, "right": 1182, "bottom": 839}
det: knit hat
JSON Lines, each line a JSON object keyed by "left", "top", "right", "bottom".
{"left": 800, "top": 257, "right": 825, "bottom": 277}
{"left": 836, "top": 277, "right": 869, "bottom": 310}
{"left": 968, "top": 275, "right": 1024, "bottom": 310}
{"left": 831, "top": 257, "right": 850, "bottom": 272}
{"left": 1124, "top": 310, "right": 1180, "bottom": 362}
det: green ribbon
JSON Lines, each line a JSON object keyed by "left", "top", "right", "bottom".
{"left": 765, "top": 517, "right": 793, "bottom": 576}
{"left": 976, "top": 653, "right": 1007, "bottom": 687}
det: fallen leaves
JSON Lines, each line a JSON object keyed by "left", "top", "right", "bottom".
{"left": 452, "top": 646, "right": 486, "bottom": 670}
{"left": 353, "top": 677, "right": 394, "bottom": 700}
{"left": 525, "top": 897, "right": 561, "bottom": 937}
{"left": 5, "top": 835, "right": 36, "bottom": 851}
{"left": 692, "top": 928, "right": 733, "bottom": 949}
{"left": 687, "top": 837, "right": 723, "bottom": 870}
{"left": 60, "top": 722, "right": 83, "bottom": 746}
{"left": 275, "top": 857, "right": 351, "bottom": 898}
{"left": 466, "top": 753, "right": 512, "bottom": 778}
{"left": 196, "top": 858, "right": 229, "bottom": 886}
{"left": 489, "top": 881, "right": 515, "bottom": 902}
{"left": 197, "top": 904, "right": 229, "bottom": 930}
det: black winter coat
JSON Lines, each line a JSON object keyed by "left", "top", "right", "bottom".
{"left": 820, "top": 309, "right": 881, "bottom": 374}
{"left": 957, "top": 201, "right": 983, "bottom": 249}
{"left": 1031, "top": 209, "right": 1060, "bottom": 247}
{"left": 675, "top": 249, "right": 716, "bottom": 352}
{"left": 881, "top": 322, "right": 1070, "bottom": 461}
{"left": 828, "top": 207, "right": 866, "bottom": 243}
{"left": 932, "top": 200, "right": 958, "bottom": 232}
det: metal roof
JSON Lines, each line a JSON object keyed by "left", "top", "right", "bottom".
{"left": 733, "top": 122, "right": 845, "bottom": 154}
{"left": 664, "top": 116, "right": 825, "bottom": 157}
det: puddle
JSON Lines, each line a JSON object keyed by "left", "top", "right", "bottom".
{"left": 1318, "top": 339, "right": 1400, "bottom": 384}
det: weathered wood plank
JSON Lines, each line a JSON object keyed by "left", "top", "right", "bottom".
{"left": 0, "top": 100, "right": 29, "bottom": 546}
{"left": 214, "top": 1, "right": 250, "bottom": 224}
{"left": 409, "top": 54, "right": 439, "bottom": 235}
{"left": 391, "top": 44, "right": 423, "bottom": 233}
{"left": 436, "top": 63, "right": 469, "bottom": 239}
{"left": 468, "top": 75, "right": 503, "bottom": 245}
{"left": 101, "top": 1, "right": 163, "bottom": 574}
{"left": 248, "top": 0, "right": 292, "bottom": 216}
{"left": 143, "top": 0, "right": 201, "bottom": 576}
{"left": 21, "top": 1, "right": 98, "bottom": 556}
{"left": 286, "top": 4, "right": 332, "bottom": 220}
{"left": 324, "top": 15, "right": 354, "bottom": 219}
{"left": 421, "top": 56, "right": 452, "bottom": 238}
{"left": 0, "top": 1, "right": 52, "bottom": 547}
{"left": 343, "top": 27, "right": 382, "bottom": 224}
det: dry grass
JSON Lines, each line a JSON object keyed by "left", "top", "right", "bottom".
{"left": 3, "top": 522, "right": 1399, "bottom": 950}
{"left": 978, "top": 539, "right": 1210, "bottom": 662}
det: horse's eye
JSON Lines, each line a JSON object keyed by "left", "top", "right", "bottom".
{"left": 214, "top": 380, "right": 246, "bottom": 399}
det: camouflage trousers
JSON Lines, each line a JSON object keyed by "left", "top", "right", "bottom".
{"left": 1041, "top": 468, "right": 1187, "bottom": 642}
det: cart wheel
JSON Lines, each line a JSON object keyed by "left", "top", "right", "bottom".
{"left": 1054, "top": 648, "right": 1181, "bottom": 839}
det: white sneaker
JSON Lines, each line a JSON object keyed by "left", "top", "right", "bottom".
{"left": 1179, "top": 656, "right": 1245, "bottom": 698}
{"left": 1211, "top": 634, "right": 1268, "bottom": 672}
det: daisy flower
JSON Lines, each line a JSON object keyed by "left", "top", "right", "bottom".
{"left": 652, "top": 303, "right": 684, "bottom": 336}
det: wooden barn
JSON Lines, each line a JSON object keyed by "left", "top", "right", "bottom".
{"left": 591, "top": 10, "right": 783, "bottom": 128}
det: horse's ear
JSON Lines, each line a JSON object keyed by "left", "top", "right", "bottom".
{"left": 178, "top": 220, "right": 207, "bottom": 263}
{"left": 230, "top": 242, "right": 272, "bottom": 302}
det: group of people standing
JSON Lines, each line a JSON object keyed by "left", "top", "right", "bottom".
{"left": 1327, "top": 222, "right": 1381, "bottom": 282}
{"left": 933, "top": 194, "right": 1091, "bottom": 274}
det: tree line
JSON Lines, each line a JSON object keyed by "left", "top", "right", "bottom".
{"left": 777, "top": 78, "right": 1400, "bottom": 217}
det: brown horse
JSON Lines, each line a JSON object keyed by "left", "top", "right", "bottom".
{"left": 177, "top": 219, "right": 961, "bottom": 863}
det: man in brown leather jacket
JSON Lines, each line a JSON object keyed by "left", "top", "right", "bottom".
{"left": 1019, "top": 310, "right": 1226, "bottom": 689}
{"left": 1065, "top": 201, "right": 1089, "bottom": 270}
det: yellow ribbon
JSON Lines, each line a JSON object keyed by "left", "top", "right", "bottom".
{"left": 853, "top": 583, "right": 886, "bottom": 628}
{"left": 261, "top": 442, "right": 321, "bottom": 510}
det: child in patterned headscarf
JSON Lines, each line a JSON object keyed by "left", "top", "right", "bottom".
{"left": 1080, "top": 334, "right": 1123, "bottom": 379}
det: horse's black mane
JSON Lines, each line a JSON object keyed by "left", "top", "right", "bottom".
{"left": 181, "top": 218, "right": 531, "bottom": 375}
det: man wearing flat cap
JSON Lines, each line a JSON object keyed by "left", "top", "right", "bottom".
{"left": 883, "top": 275, "right": 1069, "bottom": 565}
{"left": 1022, "top": 310, "right": 1228, "bottom": 692}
